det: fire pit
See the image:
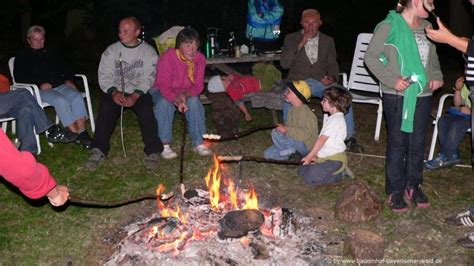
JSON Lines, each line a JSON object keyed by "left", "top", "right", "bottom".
{"left": 105, "top": 157, "right": 327, "bottom": 265}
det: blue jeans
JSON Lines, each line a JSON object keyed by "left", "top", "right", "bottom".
{"left": 0, "top": 89, "right": 53, "bottom": 154}
{"left": 150, "top": 89, "right": 206, "bottom": 147}
{"left": 263, "top": 129, "right": 309, "bottom": 160}
{"left": 282, "top": 78, "right": 355, "bottom": 139}
{"left": 438, "top": 112, "right": 470, "bottom": 158}
{"left": 40, "top": 84, "right": 88, "bottom": 127}
{"left": 383, "top": 94, "right": 432, "bottom": 195}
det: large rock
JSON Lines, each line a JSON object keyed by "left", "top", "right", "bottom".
{"left": 343, "top": 228, "right": 385, "bottom": 265}
{"left": 335, "top": 180, "right": 383, "bottom": 223}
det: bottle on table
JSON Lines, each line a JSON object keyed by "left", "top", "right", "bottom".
{"left": 228, "top": 31, "right": 236, "bottom": 57}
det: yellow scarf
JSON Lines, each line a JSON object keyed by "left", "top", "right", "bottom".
{"left": 176, "top": 49, "right": 195, "bottom": 85}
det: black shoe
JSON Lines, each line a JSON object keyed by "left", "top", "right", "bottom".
{"left": 288, "top": 152, "right": 303, "bottom": 162}
{"left": 345, "top": 137, "right": 364, "bottom": 153}
{"left": 75, "top": 131, "right": 92, "bottom": 149}
{"left": 387, "top": 192, "right": 408, "bottom": 213}
{"left": 46, "top": 125, "right": 77, "bottom": 143}
{"left": 405, "top": 185, "right": 430, "bottom": 208}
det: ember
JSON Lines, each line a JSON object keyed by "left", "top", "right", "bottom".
{"left": 106, "top": 157, "right": 327, "bottom": 265}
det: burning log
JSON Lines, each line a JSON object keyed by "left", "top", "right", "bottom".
{"left": 218, "top": 209, "right": 265, "bottom": 239}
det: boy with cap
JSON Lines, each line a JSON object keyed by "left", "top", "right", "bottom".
{"left": 263, "top": 80, "right": 318, "bottom": 160}
{"left": 299, "top": 87, "right": 351, "bottom": 187}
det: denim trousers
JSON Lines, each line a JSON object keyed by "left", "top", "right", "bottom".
{"left": 263, "top": 129, "right": 309, "bottom": 160}
{"left": 282, "top": 78, "right": 355, "bottom": 139}
{"left": 382, "top": 93, "right": 432, "bottom": 195}
{"left": 438, "top": 112, "right": 470, "bottom": 157}
{"left": 0, "top": 89, "right": 53, "bottom": 153}
{"left": 39, "top": 84, "right": 88, "bottom": 127}
{"left": 150, "top": 89, "right": 206, "bottom": 147}
{"left": 91, "top": 92, "right": 163, "bottom": 156}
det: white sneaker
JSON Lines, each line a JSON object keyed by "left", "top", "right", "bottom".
{"left": 194, "top": 144, "right": 212, "bottom": 156}
{"left": 161, "top": 145, "right": 178, "bottom": 159}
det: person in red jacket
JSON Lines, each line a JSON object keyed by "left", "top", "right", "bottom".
{"left": 0, "top": 129, "right": 69, "bottom": 206}
{"left": 208, "top": 74, "right": 261, "bottom": 121}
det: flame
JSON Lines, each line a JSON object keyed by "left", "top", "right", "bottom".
{"left": 242, "top": 187, "right": 259, "bottom": 210}
{"left": 159, "top": 204, "right": 188, "bottom": 225}
{"left": 205, "top": 156, "right": 222, "bottom": 210}
{"left": 226, "top": 178, "right": 239, "bottom": 210}
{"left": 146, "top": 157, "right": 271, "bottom": 255}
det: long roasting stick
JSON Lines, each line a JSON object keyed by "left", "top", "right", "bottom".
{"left": 68, "top": 192, "right": 174, "bottom": 208}
{"left": 217, "top": 155, "right": 302, "bottom": 165}
{"left": 179, "top": 112, "right": 187, "bottom": 195}
{"left": 118, "top": 52, "right": 127, "bottom": 157}
{"left": 203, "top": 124, "right": 276, "bottom": 142}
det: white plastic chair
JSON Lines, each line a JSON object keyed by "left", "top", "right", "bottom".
{"left": 1, "top": 85, "right": 42, "bottom": 154}
{"left": 8, "top": 57, "right": 95, "bottom": 132}
{"left": 427, "top": 94, "right": 472, "bottom": 160}
{"left": 341, "top": 33, "right": 383, "bottom": 141}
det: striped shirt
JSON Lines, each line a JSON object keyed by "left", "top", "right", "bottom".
{"left": 466, "top": 40, "right": 474, "bottom": 87}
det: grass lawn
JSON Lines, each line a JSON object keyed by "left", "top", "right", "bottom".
{"left": 1, "top": 91, "right": 473, "bottom": 264}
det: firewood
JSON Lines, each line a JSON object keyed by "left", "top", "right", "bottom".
{"left": 343, "top": 228, "right": 385, "bottom": 265}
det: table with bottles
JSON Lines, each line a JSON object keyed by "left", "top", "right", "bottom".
{"left": 205, "top": 53, "right": 281, "bottom": 75}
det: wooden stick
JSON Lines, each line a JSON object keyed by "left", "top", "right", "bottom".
{"left": 204, "top": 125, "right": 275, "bottom": 142}
{"left": 217, "top": 155, "right": 302, "bottom": 165}
{"left": 179, "top": 112, "right": 187, "bottom": 186}
{"left": 69, "top": 192, "right": 174, "bottom": 208}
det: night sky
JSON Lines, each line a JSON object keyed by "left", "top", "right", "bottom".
{"left": 0, "top": 0, "right": 472, "bottom": 75}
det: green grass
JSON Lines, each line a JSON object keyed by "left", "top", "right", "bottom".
{"left": 1, "top": 98, "right": 474, "bottom": 264}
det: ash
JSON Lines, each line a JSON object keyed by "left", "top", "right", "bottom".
{"left": 105, "top": 190, "right": 327, "bottom": 265}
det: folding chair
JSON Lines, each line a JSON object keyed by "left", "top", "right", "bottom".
{"left": 427, "top": 94, "right": 472, "bottom": 160}
{"left": 341, "top": 33, "right": 383, "bottom": 141}
{"left": 8, "top": 57, "right": 95, "bottom": 132}
{"left": 1, "top": 85, "right": 42, "bottom": 154}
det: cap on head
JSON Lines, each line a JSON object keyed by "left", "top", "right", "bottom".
{"left": 207, "top": 75, "right": 226, "bottom": 93}
{"left": 288, "top": 80, "right": 311, "bottom": 103}
{"left": 301, "top": 9, "right": 320, "bottom": 21}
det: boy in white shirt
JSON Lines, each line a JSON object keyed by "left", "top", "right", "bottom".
{"left": 299, "top": 87, "right": 352, "bottom": 187}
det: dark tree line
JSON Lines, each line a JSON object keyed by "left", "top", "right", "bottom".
{"left": 0, "top": 0, "right": 471, "bottom": 73}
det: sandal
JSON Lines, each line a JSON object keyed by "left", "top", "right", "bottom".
{"left": 457, "top": 232, "right": 474, "bottom": 249}
{"left": 445, "top": 211, "right": 474, "bottom": 227}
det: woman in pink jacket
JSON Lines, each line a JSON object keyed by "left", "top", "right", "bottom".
{"left": 151, "top": 27, "right": 212, "bottom": 159}
{"left": 1, "top": 129, "right": 69, "bottom": 206}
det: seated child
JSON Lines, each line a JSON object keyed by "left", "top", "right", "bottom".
{"left": 299, "top": 87, "right": 352, "bottom": 187}
{"left": 425, "top": 75, "right": 471, "bottom": 169}
{"left": 208, "top": 74, "right": 261, "bottom": 121}
{"left": 263, "top": 80, "right": 318, "bottom": 160}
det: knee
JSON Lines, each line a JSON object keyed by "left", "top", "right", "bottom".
{"left": 154, "top": 97, "right": 172, "bottom": 110}
{"left": 52, "top": 96, "right": 70, "bottom": 109}
{"left": 186, "top": 96, "right": 202, "bottom": 109}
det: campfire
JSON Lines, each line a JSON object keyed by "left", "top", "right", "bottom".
{"left": 106, "top": 157, "right": 326, "bottom": 265}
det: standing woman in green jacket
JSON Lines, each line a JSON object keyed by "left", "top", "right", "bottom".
{"left": 364, "top": 0, "right": 443, "bottom": 213}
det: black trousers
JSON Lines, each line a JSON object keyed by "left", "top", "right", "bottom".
{"left": 91, "top": 92, "right": 163, "bottom": 156}
{"left": 471, "top": 87, "right": 474, "bottom": 168}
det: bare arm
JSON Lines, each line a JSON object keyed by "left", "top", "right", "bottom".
{"left": 301, "top": 135, "right": 329, "bottom": 165}
{"left": 426, "top": 17, "right": 469, "bottom": 53}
